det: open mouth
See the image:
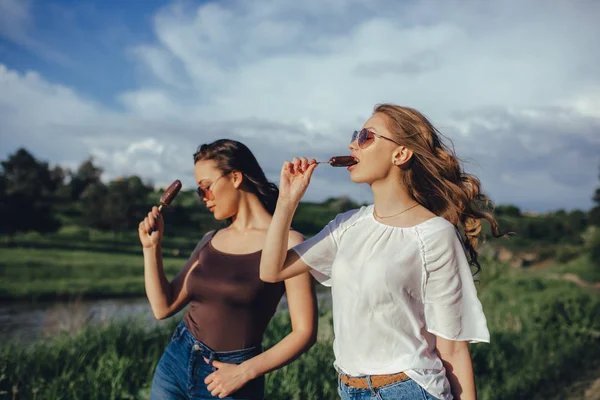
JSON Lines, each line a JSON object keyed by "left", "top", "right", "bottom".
{"left": 348, "top": 154, "right": 359, "bottom": 170}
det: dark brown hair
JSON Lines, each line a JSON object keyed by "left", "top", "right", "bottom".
{"left": 193, "top": 139, "right": 279, "bottom": 215}
{"left": 374, "top": 104, "right": 506, "bottom": 273}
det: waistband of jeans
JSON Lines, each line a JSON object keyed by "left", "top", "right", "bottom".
{"left": 178, "top": 320, "right": 262, "bottom": 356}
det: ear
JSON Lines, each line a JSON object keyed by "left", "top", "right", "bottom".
{"left": 231, "top": 171, "right": 244, "bottom": 189}
{"left": 392, "top": 146, "right": 413, "bottom": 167}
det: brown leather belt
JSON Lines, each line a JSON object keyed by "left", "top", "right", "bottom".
{"left": 339, "top": 372, "right": 409, "bottom": 389}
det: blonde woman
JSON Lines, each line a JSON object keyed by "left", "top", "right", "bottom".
{"left": 259, "top": 105, "right": 503, "bottom": 399}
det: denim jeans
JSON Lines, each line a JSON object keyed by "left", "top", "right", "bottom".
{"left": 338, "top": 374, "right": 439, "bottom": 400}
{"left": 150, "top": 321, "right": 264, "bottom": 400}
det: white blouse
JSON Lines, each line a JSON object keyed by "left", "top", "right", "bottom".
{"left": 292, "top": 205, "right": 490, "bottom": 400}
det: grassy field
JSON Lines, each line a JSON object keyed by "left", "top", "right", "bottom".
{"left": 1, "top": 255, "right": 599, "bottom": 399}
{"left": 0, "top": 223, "right": 332, "bottom": 301}
{"left": 0, "top": 227, "right": 201, "bottom": 301}
{"left": 0, "top": 247, "right": 187, "bottom": 300}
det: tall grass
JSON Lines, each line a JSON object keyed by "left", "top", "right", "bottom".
{"left": 0, "top": 311, "right": 337, "bottom": 400}
{"left": 1, "top": 260, "right": 599, "bottom": 399}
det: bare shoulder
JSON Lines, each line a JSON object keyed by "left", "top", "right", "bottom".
{"left": 287, "top": 229, "right": 306, "bottom": 248}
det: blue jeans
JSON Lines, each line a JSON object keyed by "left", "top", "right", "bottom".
{"left": 338, "top": 374, "right": 438, "bottom": 400}
{"left": 150, "top": 321, "right": 264, "bottom": 399}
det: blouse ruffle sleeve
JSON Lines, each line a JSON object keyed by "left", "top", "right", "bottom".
{"left": 420, "top": 224, "right": 490, "bottom": 343}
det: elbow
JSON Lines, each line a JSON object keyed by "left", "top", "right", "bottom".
{"left": 151, "top": 307, "right": 169, "bottom": 320}
{"left": 295, "top": 327, "right": 318, "bottom": 351}
{"left": 259, "top": 272, "right": 278, "bottom": 283}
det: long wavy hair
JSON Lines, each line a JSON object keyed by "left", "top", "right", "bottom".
{"left": 193, "top": 139, "right": 279, "bottom": 216}
{"left": 374, "top": 104, "right": 506, "bottom": 272}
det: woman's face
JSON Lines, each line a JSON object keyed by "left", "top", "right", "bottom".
{"left": 348, "top": 112, "right": 400, "bottom": 185}
{"left": 193, "top": 160, "right": 240, "bottom": 220}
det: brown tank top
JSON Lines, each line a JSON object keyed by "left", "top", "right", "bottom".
{"left": 183, "top": 232, "right": 285, "bottom": 351}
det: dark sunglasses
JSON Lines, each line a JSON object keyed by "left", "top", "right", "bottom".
{"left": 196, "top": 174, "right": 227, "bottom": 199}
{"left": 351, "top": 128, "right": 402, "bottom": 149}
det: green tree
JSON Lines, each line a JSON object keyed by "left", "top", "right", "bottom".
{"left": 590, "top": 166, "right": 600, "bottom": 226}
{"left": 565, "top": 209, "right": 588, "bottom": 238}
{"left": 590, "top": 228, "right": 600, "bottom": 265}
{"left": 494, "top": 205, "right": 522, "bottom": 217}
{"left": 103, "top": 176, "right": 153, "bottom": 234}
{"left": 0, "top": 148, "right": 62, "bottom": 242}
{"left": 70, "top": 157, "right": 103, "bottom": 200}
{"left": 81, "top": 182, "right": 109, "bottom": 231}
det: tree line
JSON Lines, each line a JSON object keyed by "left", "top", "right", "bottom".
{"left": 1, "top": 148, "right": 599, "bottom": 247}
{"left": 0, "top": 148, "right": 154, "bottom": 240}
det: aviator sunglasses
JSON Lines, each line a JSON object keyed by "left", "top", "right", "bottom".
{"left": 196, "top": 173, "right": 228, "bottom": 199}
{"left": 351, "top": 128, "right": 402, "bottom": 149}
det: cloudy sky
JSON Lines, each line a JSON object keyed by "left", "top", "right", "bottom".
{"left": 1, "top": 0, "right": 599, "bottom": 212}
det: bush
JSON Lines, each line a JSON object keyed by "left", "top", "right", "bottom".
{"left": 555, "top": 245, "right": 582, "bottom": 263}
{"left": 1, "top": 271, "right": 598, "bottom": 399}
{"left": 0, "top": 311, "right": 337, "bottom": 400}
{"left": 590, "top": 228, "right": 600, "bottom": 266}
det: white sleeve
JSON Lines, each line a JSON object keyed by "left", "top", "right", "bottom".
{"left": 421, "top": 225, "right": 490, "bottom": 343}
{"left": 291, "top": 209, "right": 360, "bottom": 287}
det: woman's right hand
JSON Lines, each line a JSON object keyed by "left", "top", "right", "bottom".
{"left": 138, "top": 206, "right": 163, "bottom": 248}
{"left": 278, "top": 157, "right": 318, "bottom": 205}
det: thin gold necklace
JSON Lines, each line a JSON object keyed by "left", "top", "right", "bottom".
{"left": 374, "top": 203, "right": 419, "bottom": 219}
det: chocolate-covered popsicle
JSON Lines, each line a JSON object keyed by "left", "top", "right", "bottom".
{"left": 159, "top": 180, "right": 182, "bottom": 209}
{"left": 318, "top": 156, "right": 358, "bottom": 167}
{"left": 149, "top": 179, "right": 182, "bottom": 234}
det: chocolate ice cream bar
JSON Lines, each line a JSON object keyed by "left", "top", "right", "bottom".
{"left": 327, "top": 156, "right": 358, "bottom": 167}
{"left": 159, "top": 179, "right": 182, "bottom": 208}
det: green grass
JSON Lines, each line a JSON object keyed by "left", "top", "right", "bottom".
{"left": 0, "top": 309, "right": 338, "bottom": 400}
{"left": 1, "top": 259, "right": 599, "bottom": 399}
{"left": 2, "top": 225, "right": 200, "bottom": 255}
{"left": 542, "top": 255, "right": 600, "bottom": 283}
{"left": 470, "top": 257, "right": 600, "bottom": 399}
{"left": 0, "top": 225, "right": 211, "bottom": 300}
{"left": 0, "top": 247, "right": 187, "bottom": 300}
{"left": 2, "top": 229, "right": 599, "bottom": 399}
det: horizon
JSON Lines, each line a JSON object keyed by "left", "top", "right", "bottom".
{"left": 1, "top": 0, "right": 599, "bottom": 213}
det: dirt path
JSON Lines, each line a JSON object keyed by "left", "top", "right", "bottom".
{"left": 552, "top": 273, "right": 600, "bottom": 291}
{"left": 585, "top": 377, "right": 600, "bottom": 400}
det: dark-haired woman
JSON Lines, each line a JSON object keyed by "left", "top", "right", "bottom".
{"left": 139, "top": 139, "right": 317, "bottom": 400}
{"left": 259, "top": 105, "right": 505, "bottom": 399}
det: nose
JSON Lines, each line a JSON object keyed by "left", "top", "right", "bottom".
{"left": 348, "top": 140, "right": 358, "bottom": 151}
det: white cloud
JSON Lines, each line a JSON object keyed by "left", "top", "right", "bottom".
{"left": 1, "top": 0, "right": 599, "bottom": 211}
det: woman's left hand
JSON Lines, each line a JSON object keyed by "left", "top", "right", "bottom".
{"left": 204, "top": 358, "right": 253, "bottom": 398}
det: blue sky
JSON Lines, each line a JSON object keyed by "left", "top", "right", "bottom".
{"left": 1, "top": 0, "right": 599, "bottom": 212}
{"left": 0, "top": 0, "right": 167, "bottom": 103}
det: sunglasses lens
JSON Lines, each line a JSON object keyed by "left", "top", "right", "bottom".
{"left": 197, "top": 188, "right": 206, "bottom": 198}
{"left": 358, "top": 129, "right": 374, "bottom": 148}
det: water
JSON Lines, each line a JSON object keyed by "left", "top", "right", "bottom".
{"left": 0, "top": 290, "right": 332, "bottom": 343}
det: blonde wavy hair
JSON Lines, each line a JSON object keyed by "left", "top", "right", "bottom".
{"left": 374, "top": 104, "right": 506, "bottom": 272}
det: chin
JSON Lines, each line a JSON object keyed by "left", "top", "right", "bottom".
{"left": 349, "top": 169, "right": 369, "bottom": 184}
{"left": 213, "top": 212, "right": 227, "bottom": 221}
{"left": 213, "top": 209, "right": 236, "bottom": 221}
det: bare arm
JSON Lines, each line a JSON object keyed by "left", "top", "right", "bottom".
{"left": 139, "top": 206, "right": 209, "bottom": 320}
{"left": 436, "top": 337, "right": 477, "bottom": 400}
{"left": 242, "top": 231, "right": 317, "bottom": 377}
{"left": 259, "top": 157, "right": 318, "bottom": 283}
{"left": 259, "top": 200, "right": 311, "bottom": 283}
